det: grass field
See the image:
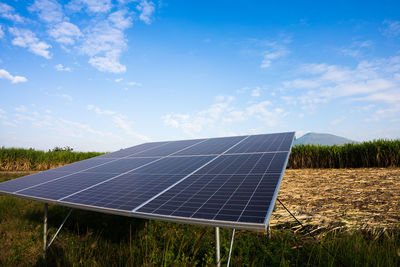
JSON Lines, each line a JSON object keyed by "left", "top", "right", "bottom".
{"left": 1, "top": 170, "right": 399, "bottom": 266}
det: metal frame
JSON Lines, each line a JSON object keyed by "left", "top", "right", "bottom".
{"left": 263, "top": 133, "right": 295, "bottom": 230}
{"left": 227, "top": 229, "right": 236, "bottom": 267}
{"left": 42, "top": 204, "right": 73, "bottom": 257}
{"left": 215, "top": 227, "right": 221, "bottom": 267}
{"left": 0, "top": 132, "right": 295, "bottom": 232}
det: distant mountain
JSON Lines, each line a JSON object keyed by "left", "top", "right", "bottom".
{"left": 294, "top": 132, "right": 356, "bottom": 146}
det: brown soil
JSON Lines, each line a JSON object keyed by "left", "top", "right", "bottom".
{"left": 270, "top": 168, "right": 400, "bottom": 230}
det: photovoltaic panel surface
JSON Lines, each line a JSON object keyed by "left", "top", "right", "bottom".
{"left": 0, "top": 132, "right": 295, "bottom": 231}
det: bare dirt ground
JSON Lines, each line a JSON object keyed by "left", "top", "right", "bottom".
{"left": 270, "top": 168, "right": 400, "bottom": 231}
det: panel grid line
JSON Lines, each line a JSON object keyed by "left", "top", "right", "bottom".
{"left": 58, "top": 139, "right": 210, "bottom": 201}
{"left": 262, "top": 133, "right": 295, "bottom": 226}
{"left": 191, "top": 134, "right": 280, "bottom": 220}
{"left": 131, "top": 135, "right": 250, "bottom": 212}
{"left": 12, "top": 141, "right": 175, "bottom": 194}
{"left": 149, "top": 155, "right": 253, "bottom": 214}
{"left": 236, "top": 134, "right": 286, "bottom": 222}
{"left": 0, "top": 132, "right": 295, "bottom": 231}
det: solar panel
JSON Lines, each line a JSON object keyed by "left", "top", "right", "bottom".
{"left": 0, "top": 132, "right": 295, "bottom": 230}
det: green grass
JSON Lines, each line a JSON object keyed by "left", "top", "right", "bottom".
{"left": 1, "top": 173, "right": 399, "bottom": 266}
{"left": 289, "top": 139, "right": 400, "bottom": 168}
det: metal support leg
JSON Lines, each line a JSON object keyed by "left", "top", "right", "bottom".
{"left": 267, "top": 224, "right": 271, "bottom": 238}
{"left": 215, "top": 227, "right": 221, "bottom": 267}
{"left": 227, "top": 229, "right": 235, "bottom": 267}
{"left": 43, "top": 203, "right": 48, "bottom": 257}
{"left": 47, "top": 209, "right": 73, "bottom": 249}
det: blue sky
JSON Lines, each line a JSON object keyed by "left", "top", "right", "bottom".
{"left": 1, "top": 0, "right": 399, "bottom": 151}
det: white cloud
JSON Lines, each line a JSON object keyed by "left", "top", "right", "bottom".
{"left": 67, "top": 0, "right": 112, "bottom": 13}
{"left": 61, "top": 94, "right": 73, "bottom": 101}
{"left": 87, "top": 104, "right": 150, "bottom": 141}
{"left": 15, "top": 105, "right": 27, "bottom": 113}
{"left": 283, "top": 56, "right": 400, "bottom": 120}
{"left": 251, "top": 87, "right": 261, "bottom": 97}
{"left": 81, "top": 17, "right": 131, "bottom": 73}
{"left": 29, "top": 0, "right": 64, "bottom": 23}
{"left": 49, "top": 22, "right": 82, "bottom": 45}
{"left": 87, "top": 104, "right": 115, "bottom": 115}
{"left": 9, "top": 27, "right": 52, "bottom": 59}
{"left": 89, "top": 53, "right": 126, "bottom": 73}
{"left": 109, "top": 10, "right": 132, "bottom": 30}
{"left": 261, "top": 46, "right": 288, "bottom": 68}
{"left": 162, "top": 96, "right": 287, "bottom": 135}
{"left": 0, "top": 3, "right": 24, "bottom": 23}
{"left": 0, "top": 69, "right": 27, "bottom": 83}
{"left": 382, "top": 20, "right": 400, "bottom": 38}
{"left": 339, "top": 40, "right": 373, "bottom": 58}
{"left": 137, "top": 0, "right": 155, "bottom": 24}
{"left": 331, "top": 116, "right": 346, "bottom": 126}
{"left": 60, "top": 119, "right": 109, "bottom": 137}
{"left": 112, "top": 115, "right": 151, "bottom": 141}
{"left": 55, "top": 64, "right": 71, "bottom": 71}
{"left": 115, "top": 78, "right": 123, "bottom": 82}
{"left": 127, "top": 81, "right": 142, "bottom": 87}
{"left": 0, "top": 25, "right": 4, "bottom": 39}
{"left": 2, "top": 121, "right": 16, "bottom": 127}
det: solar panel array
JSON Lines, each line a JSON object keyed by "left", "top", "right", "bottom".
{"left": 0, "top": 132, "right": 295, "bottom": 230}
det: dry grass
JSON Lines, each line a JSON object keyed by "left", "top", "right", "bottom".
{"left": 271, "top": 168, "right": 400, "bottom": 231}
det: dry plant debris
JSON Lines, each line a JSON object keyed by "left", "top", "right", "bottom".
{"left": 270, "top": 168, "right": 400, "bottom": 230}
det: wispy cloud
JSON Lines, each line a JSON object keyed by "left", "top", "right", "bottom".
{"left": 251, "top": 87, "right": 261, "bottom": 97}
{"left": 0, "top": 3, "right": 24, "bottom": 23}
{"left": 0, "top": 25, "right": 3, "bottom": 39}
{"left": 162, "top": 95, "right": 288, "bottom": 135}
{"left": 9, "top": 27, "right": 52, "bottom": 59}
{"left": 15, "top": 105, "right": 28, "bottom": 112}
{"left": 0, "top": 69, "right": 27, "bottom": 83}
{"left": 49, "top": 22, "right": 82, "bottom": 45}
{"left": 29, "top": 0, "right": 64, "bottom": 23}
{"left": 87, "top": 104, "right": 150, "bottom": 141}
{"left": 261, "top": 45, "right": 289, "bottom": 68}
{"left": 10, "top": 105, "right": 112, "bottom": 138}
{"left": 3, "top": 1, "right": 155, "bottom": 73}
{"left": 81, "top": 11, "right": 133, "bottom": 73}
{"left": 137, "top": 0, "right": 155, "bottom": 24}
{"left": 67, "top": 0, "right": 112, "bottom": 13}
{"left": 55, "top": 64, "right": 72, "bottom": 72}
{"left": 382, "top": 20, "right": 400, "bottom": 38}
{"left": 339, "top": 40, "right": 373, "bottom": 58}
{"left": 127, "top": 81, "right": 142, "bottom": 87}
{"left": 108, "top": 9, "right": 132, "bottom": 29}
{"left": 282, "top": 56, "right": 400, "bottom": 119}
{"left": 60, "top": 94, "right": 73, "bottom": 101}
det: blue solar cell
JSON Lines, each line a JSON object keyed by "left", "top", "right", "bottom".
{"left": 85, "top": 157, "right": 159, "bottom": 173}
{"left": 174, "top": 136, "right": 246, "bottom": 155}
{"left": 133, "top": 155, "right": 215, "bottom": 175}
{"left": 46, "top": 158, "right": 115, "bottom": 173}
{"left": 0, "top": 171, "right": 71, "bottom": 193}
{"left": 62, "top": 174, "right": 187, "bottom": 211}
{"left": 0, "top": 131, "right": 295, "bottom": 230}
{"left": 226, "top": 132, "right": 294, "bottom": 153}
{"left": 98, "top": 141, "right": 169, "bottom": 158}
{"left": 17, "top": 172, "right": 119, "bottom": 200}
{"left": 137, "top": 151, "right": 287, "bottom": 224}
{"left": 131, "top": 139, "right": 206, "bottom": 157}
{"left": 62, "top": 155, "right": 215, "bottom": 211}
